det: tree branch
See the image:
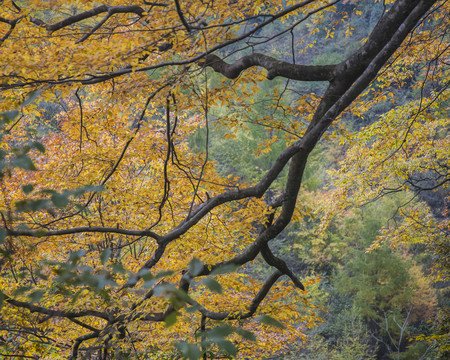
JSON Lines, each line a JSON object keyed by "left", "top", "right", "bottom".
{"left": 261, "top": 243, "right": 304, "bottom": 290}
{"left": 69, "top": 332, "right": 99, "bottom": 360}
{"left": 5, "top": 226, "right": 162, "bottom": 242}
{"left": 201, "top": 53, "right": 335, "bottom": 81}
{"left": 6, "top": 297, "right": 110, "bottom": 321}
{"left": 30, "top": 5, "right": 146, "bottom": 33}
{"left": 174, "top": 0, "right": 191, "bottom": 32}
{"left": 0, "top": 16, "right": 21, "bottom": 44}
{"left": 187, "top": 271, "right": 283, "bottom": 321}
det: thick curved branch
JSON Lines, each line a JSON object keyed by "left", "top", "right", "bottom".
{"left": 69, "top": 332, "right": 99, "bottom": 360}
{"left": 30, "top": 5, "right": 146, "bottom": 33}
{"left": 261, "top": 244, "right": 304, "bottom": 290}
{"left": 201, "top": 53, "right": 335, "bottom": 81}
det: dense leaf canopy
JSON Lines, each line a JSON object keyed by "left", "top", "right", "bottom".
{"left": 0, "top": 0, "right": 447, "bottom": 359}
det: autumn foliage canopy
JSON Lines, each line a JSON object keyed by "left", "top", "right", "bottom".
{"left": 0, "top": 0, "right": 448, "bottom": 359}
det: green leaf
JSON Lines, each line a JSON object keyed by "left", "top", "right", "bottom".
{"left": 154, "top": 270, "right": 174, "bottom": 279}
{"left": 256, "top": 314, "right": 286, "bottom": 329}
{"left": 40, "top": 189, "right": 57, "bottom": 195}
{"left": 22, "top": 90, "right": 41, "bottom": 107}
{"left": 51, "top": 193, "right": 69, "bottom": 208}
{"left": 15, "top": 199, "right": 50, "bottom": 212}
{"left": 235, "top": 328, "right": 256, "bottom": 342}
{"left": 217, "top": 340, "right": 237, "bottom": 356}
{"left": 69, "top": 249, "right": 86, "bottom": 265}
{"left": 14, "top": 154, "right": 36, "bottom": 170}
{"left": 164, "top": 311, "right": 178, "bottom": 328}
{"left": 29, "top": 289, "right": 45, "bottom": 303}
{"left": 175, "top": 341, "right": 202, "bottom": 360}
{"left": 153, "top": 283, "right": 176, "bottom": 297}
{"left": 206, "top": 325, "right": 233, "bottom": 341}
{"left": 22, "top": 184, "right": 34, "bottom": 194}
{"left": 31, "top": 141, "right": 45, "bottom": 153}
{"left": 100, "top": 248, "right": 112, "bottom": 265}
{"left": 210, "top": 264, "right": 238, "bottom": 276}
{"left": 35, "top": 268, "right": 49, "bottom": 281}
{"left": 111, "top": 261, "right": 126, "bottom": 274}
{"left": 185, "top": 303, "right": 201, "bottom": 314}
{"left": 169, "top": 289, "right": 191, "bottom": 310}
{"left": 203, "top": 278, "right": 222, "bottom": 294}
{"left": 138, "top": 268, "right": 153, "bottom": 280}
{"left": 72, "top": 185, "right": 103, "bottom": 197}
{"left": 14, "top": 285, "right": 32, "bottom": 296}
{"left": 0, "top": 110, "right": 19, "bottom": 122}
{"left": 188, "top": 258, "right": 203, "bottom": 277}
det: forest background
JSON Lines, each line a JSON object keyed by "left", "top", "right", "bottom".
{"left": 0, "top": 0, "right": 448, "bottom": 359}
